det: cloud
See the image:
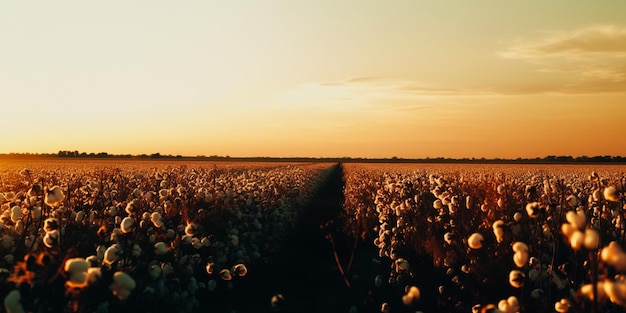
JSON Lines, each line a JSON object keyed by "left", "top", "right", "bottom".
{"left": 497, "top": 25, "right": 626, "bottom": 93}
{"left": 500, "top": 25, "right": 626, "bottom": 60}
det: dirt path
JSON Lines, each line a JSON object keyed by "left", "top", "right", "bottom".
{"left": 208, "top": 163, "right": 439, "bottom": 313}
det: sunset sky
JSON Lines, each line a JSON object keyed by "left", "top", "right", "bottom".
{"left": 2, "top": 1, "right": 626, "bottom": 158}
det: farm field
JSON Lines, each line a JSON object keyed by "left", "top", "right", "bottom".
{"left": 0, "top": 159, "right": 625, "bottom": 313}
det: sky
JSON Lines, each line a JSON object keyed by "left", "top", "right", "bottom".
{"left": 1, "top": 1, "right": 626, "bottom": 159}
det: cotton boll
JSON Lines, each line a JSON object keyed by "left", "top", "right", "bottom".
{"left": 509, "top": 270, "right": 525, "bottom": 288}
{"left": 468, "top": 233, "right": 484, "bottom": 249}
{"left": 120, "top": 217, "right": 134, "bottom": 234}
{"left": 132, "top": 244, "right": 142, "bottom": 257}
{"left": 232, "top": 264, "right": 247, "bottom": 277}
{"left": 185, "top": 223, "right": 199, "bottom": 236}
{"left": 14, "top": 221, "right": 24, "bottom": 235}
{"left": 603, "top": 186, "right": 619, "bottom": 202}
{"left": 219, "top": 269, "right": 232, "bottom": 281}
{"left": 3, "top": 290, "right": 25, "bottom": 313}
{"left": 104, "top": 244, "right": 121, "bottom": 264}
{"left": 110, "top": 272, "right": 136, "bottom": 300}
{"left": 570, "top": 230, "right": 585, "bottom": 250}
{"left": 45, "top": 186, "right": 65, "bottom": 207}
{"left": 566, "top": 210, "right": 586, "bottom": 230}
{"left": 207, "top": 280, "right": 217, "bottom": 292}
{"left": 151, "top": 212, "right": 163, "bottom": 228}
{"left": 154, "top": 242, "right": 168, "bottom": 255}
{"left": 149, "top": 264, "right": 162, "bottom": 280}
{"left": 444, "top": 232, "right": 453, "bottom": 245}
{"left": 605, "top": 279, "right": 626, "bottom": 306}
{"left": 554, "top": 298, "right": 571, "bottom": 313}
{"left": 381, "top": 302, "right": 391, "bottom": 313}
{"left": 492, "top": 220, "right": 505, "bottom": 243}
{"left": 87, "top": 267, "right": 102, "bottom": 284}
{"left": 513, "top": 212, "right": 523, "bottom": 222}
{"left": 513, "top": 250, "right": 529, "bottom": 268}
{"left": 43, "top": 230, "right": 59, "bottom": 248}
{"left": 526, "top": 202, "right": 541, "bottom": 218}
{"left": 10, "top": 206, "right": 22, "bottom": 223}
{"left": 271, "top": 294, "right": 285, "bottom": 310}
{"left": 395, "top": 258, "right": 410, "bottom": 272}
{"left": 584, "top": 229, "right": 600, "bottom": 250}
{"left": 561, "top": 223, "right": 576, "bottom": 238}
{"left": 64, "top": 258, "right": 89, "bottom": 273}
{"left": 402, "top": 285, "right": 420, "bottom": 306}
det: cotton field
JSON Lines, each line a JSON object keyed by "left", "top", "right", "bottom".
{"left": 1, "top": 160, "right": 625, "bottom": 313}
{"left": 0, "top": 159, "right": 329, "bottom": 313}
{"left": 340, "top": 163, "right": 626, "bottom": 313}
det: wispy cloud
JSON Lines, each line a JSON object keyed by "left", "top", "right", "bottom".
{"left": 500, "top": 25, "right": 626, "bottom": 60}
{"left": 497, "top": 25, "right": 626, "bottom": 94}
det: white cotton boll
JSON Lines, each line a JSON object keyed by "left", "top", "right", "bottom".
{"left": 10, "top": 206, "right": 22, "bottom": 223}
{"left": 468, "top": 233, "right": 483, "bottom": 249}
{"left": 3, "top": 290, "right": 25, "bottom": 313}
{"left": 433, "top": 200, "right": 443, "bottom": 210}
{"left": 110, "top": 228, "right": 122, "bottom": 242}
{"left": 584, "top": 229, "right": 600, "bottom": 250}
{"left": 74, "top": 211, "right": 85, "bottom": 223}
{"left": 104, "top": 244, "right": 121, "bottom": 264}
{"left": 207, "top": 280, "right": 217, "bottom": 292}
{"left": 230, "top": 235, "right": 239, "bottom": 246}
{"left": 513, "top": 250, "right": 529, "bottom": 268}
{"left": 3, "top": 254, "right": 14, "bottom": 265}
{"left": 497, "top": 184, "right": 506, "bottom": 195}
{"left": 580, "top": 282, "right": 608, "bottom": 302}
{"left": 554, "top": 298, "right": 571, "bottom": 313}
{"left": 512, "top": 242, "right": 529, "bottom": 253}
{"left": 561, "top": 223, "right": 576, "bottom": 238}
{"left": 492, "top": 220, "right": 505, "bottom": 243}
{"left": 132, "top": 244, "right": 142, "bottom": 257}
{"left": 67, "top": 272, "right": 88, "bottom": 288}
{"left": 605, "top": 279, "right": 626, "bottom": 306}
{"left": 566, "top": 195, "right": 578, "bottom": 207}
{"left": 219, "top": 269, "right": 232, "bottom": 281}
{"left": 593, "top": 189, "right": 603, "bottom": 202}
{"left": 185, "top": 223, "right": 199, "bottom": 236}
{"left": 513, "top": 212, "right": 523, "bottom": 222}
{"left": 149, "top": 264, "right": 162, "bottom": 280}
{"left": 601, "top": 242, "right": 626, "bottom": 271}
{"left": 509, "top": 270, "right": 525, "bottom": 288}
{"left": 604, "top": 186, "right": 619, "bottom": 202}
{"left": 87, "top": 267, "right": 102, "bottom": 284}
{"left": 526, "top": 202, "right": 541, "bottom": 218}
{"left": 43, "top": 230, "right": 59, "bottom": 248}
{"left": 528, "top": 269, "right": 540, "bottom": 281}
{"left": 181, "top": 235, "right": 192, "bottom": 245}
{"left": 14, "top": 221, "right": 24, "bottom": 235}
{"left": 444, "top": 232, "right": 453, "bottom": 245}
{"left": 64, "top": 258, "right": 89, "bottom": 273}
{"left": 395, "top": 258, "right": 410, "bottom": 272}
{"left": 381, "top": 302, "right": 391, "bottom": 313}
{"left": 120, "top": 217, "right": 134, "bottom": 234}
{"left": 166, "top": 229, "right": 176, "bottom": 239}
{"left": 566, "top": 210, "right": 586, "bottom": 230}
{"left": 570, "top": 230, "right": 585, "bottom": 250}
{"left": 110, "top": 272, "right": 136, "bottom": 300}
{"left": 497, "top": 198, "right": 504, "bottom": 209}
{"left": 271, "top": 294, "right": 285, "bottom": 309}
{"left": 154, "top": 242, "right": 168, "bottom": 255}
{"left": 45, "top": 186, "right": 65, "bottom": 207}
{"left": 402, "top": 286, "right": 420, "bottom": 306}
{"left": 151, "top": 212, "right": 163, "bottom": 228}
{"left": 232, "top": 264, "right": 248, "bottom": 277}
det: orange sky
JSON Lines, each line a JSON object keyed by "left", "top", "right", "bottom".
{"left": 1, "top": 1, "right": 626, "bottom": 158}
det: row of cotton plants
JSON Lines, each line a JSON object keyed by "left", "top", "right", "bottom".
{"left": 341, "top": 164, "right": 626, "bottom": 313}
{"left": 0, "top": 161, "right": 329, "bottom": 312}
